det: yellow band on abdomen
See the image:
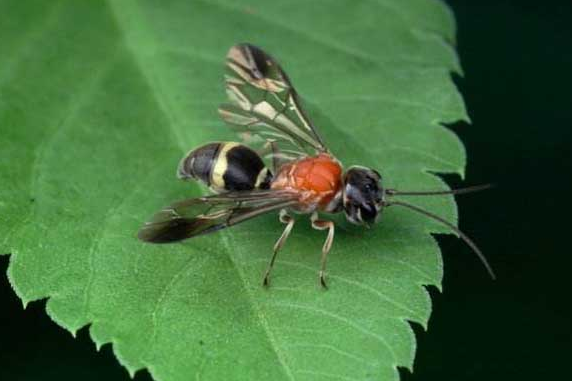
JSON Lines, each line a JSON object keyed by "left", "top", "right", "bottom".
{"left": 210, "top": 142, "right": 241, "bottom": 190}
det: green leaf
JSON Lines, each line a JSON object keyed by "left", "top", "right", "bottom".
{"left": 0, "top": 0, "right": 468, "bottom": 380}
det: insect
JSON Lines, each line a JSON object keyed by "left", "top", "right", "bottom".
{"left": 138, "top": 43, "right": 495, "bottom": 288}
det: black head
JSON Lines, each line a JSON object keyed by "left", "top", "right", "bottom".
{"left": 343, "top": 173, "right": 497, "bottom": 279}
{"left": 342, "top": 166, "right": 384, "bottom": 226}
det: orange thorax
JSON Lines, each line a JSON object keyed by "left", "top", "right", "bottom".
{"left": 271, "top": 153, "right": 343, "bottom": 209}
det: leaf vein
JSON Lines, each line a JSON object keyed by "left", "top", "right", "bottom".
{"left": 268, "top": 301, "right": 397, "bottom": 362}
{"left": 284, "top": 343, "right": 374, "bottom": 366}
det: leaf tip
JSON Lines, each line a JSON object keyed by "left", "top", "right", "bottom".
{"left": 126, "top": 368, "right": 137, "bottom": 379}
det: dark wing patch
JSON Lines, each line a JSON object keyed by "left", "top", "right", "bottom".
{"left": 138, "top": 190, "right": 298, "bottom": 243}
{"left": 219, "top": 43, "right": 328, "bottom": 161}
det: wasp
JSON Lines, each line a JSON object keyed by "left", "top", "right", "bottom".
{"left": 138, "top": 43, "right": 495, "bottom": 288}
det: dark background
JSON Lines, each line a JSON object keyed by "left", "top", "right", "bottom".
{"left": 1, "top": 1, "right": 571, "bottom": 380}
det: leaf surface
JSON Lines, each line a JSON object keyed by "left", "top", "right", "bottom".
{"left": 0, "top": 0, "right": 468, "bottom": 380}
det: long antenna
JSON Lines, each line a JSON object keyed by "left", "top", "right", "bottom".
{"left": 385, "top": 199, "right": 496, "bottom": 279}
{"left": 386, "top": 184, "right": 493, "bottom": 196}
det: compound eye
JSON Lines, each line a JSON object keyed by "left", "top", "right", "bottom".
{"left": 363, "top": 180, "right": 379, "bottom": 195}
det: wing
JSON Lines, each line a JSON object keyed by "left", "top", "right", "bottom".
{"left": 138, "top": 190, "right": 299, "bottom": 243}
{"left": 219, "top": 43, "right": 328, "bottom": 161}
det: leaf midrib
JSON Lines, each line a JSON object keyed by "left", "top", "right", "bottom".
{"left": 106, "top": 1, "right": 296, "bottom": 379}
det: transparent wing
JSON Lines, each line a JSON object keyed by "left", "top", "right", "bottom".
{"left": 138, "top": 190, "right": 299, "bottom": 243}
{"left": 219, "top": 43, "right": 328, "bottom": 161}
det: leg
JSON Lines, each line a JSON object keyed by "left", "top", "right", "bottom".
{"left": 263, "top": 209, "right": 295, "bottom": 286}
{"left": 311, "top": 212, "right": 335, "bottom": 289}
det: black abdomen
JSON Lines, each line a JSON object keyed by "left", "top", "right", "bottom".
{"left": 178, "top": 142, "right": 272, "bottom": 192}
